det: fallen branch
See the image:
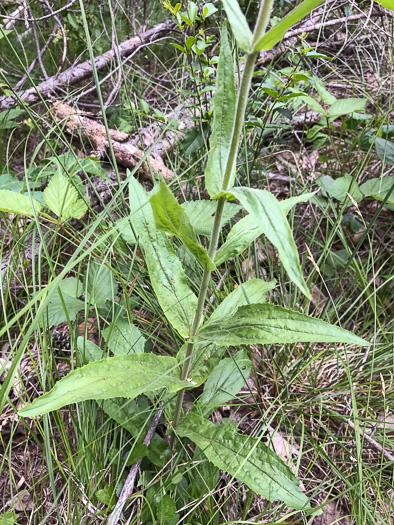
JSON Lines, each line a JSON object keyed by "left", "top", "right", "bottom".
{"left": 0, "top": 19, "right": 176, "bottom": 111}
{"left": 51, "top": 102, "right": 176, "bottom": 181}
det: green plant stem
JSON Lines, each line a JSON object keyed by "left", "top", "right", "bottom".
{"left": 171, "top": 0, "right": 274, "bottom": 440}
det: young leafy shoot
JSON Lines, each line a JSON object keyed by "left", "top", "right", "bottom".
{"left": 150, "top": 181, "right": 215, "bottom": 270}
{"left": 19, "top": 354, "right": 184, "bottom": 417}
{"left": 205, "top": 24, "right": 236, "bottom": 197}
{"left": 195, "top": 303, "right": 368, "bottom": 346}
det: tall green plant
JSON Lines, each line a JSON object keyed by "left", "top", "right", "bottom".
{"left": 18, "top": 0, "right": 370, "bottom": 515}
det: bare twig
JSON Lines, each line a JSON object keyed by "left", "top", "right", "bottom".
{"left": 0, "top": 0, "right": 78, "bottom": 23}
{"left": 346, "top": 418, "right": 394, "bottom": 463}
{"left": 107, "top": 407, "right": 163, "bottom": 525}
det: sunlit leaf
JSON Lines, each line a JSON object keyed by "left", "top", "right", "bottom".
{"left": 84, "top": 260, "right": 116, "bottom": 306}
{"left": 196, "top": 303, "right": 368, "bottom": 346}
{"left": 177, "top": 413, "right": 314, "bottom": 512}
{"left": 328, "top": 98, "right": 367, "bottom": 117}
{"left": 360, "top": 175, "right": 394, "bottom": 204}
{"left": 43, "top": 173, "right": 87, "bottom": 220}
{"left": 19, "top": 354, "right": 183, "bottom": 417}
{"left": 0, "top": 189, "right": 43, "bottom": 215}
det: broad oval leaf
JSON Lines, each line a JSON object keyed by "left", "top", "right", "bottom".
{"left": 85, "top": 259, "right": 117, "bottom": 306}
{"left": 199, "top": 349, "right": 252, "bottom": 416}
{"left": 0, "top": 174, "right": 24, "bottom": 191}
{"left": 150, "top": 182, "right": 215, "bottom": 270}
{"left": 360, "top": 175, "right": 394, "bottom": 204}
{"left": 43, "top": 172, "right": 87, "bottom": 220}
{"left": 328, "top": 98, "right": 367, "bottom": 118}
{"left": 317, "top": 174, "right": 362, "bottom": 204}
{"left": 18, "top": 353, "right": 183, "bottom": 417}
{"left": 374, "top": 137, "right": 394, "bottom": 166}
{"left": 279, "top": 191, "right": 317, "bottom": 215}
{"left": 210, "top": 278, "right": 275, "bottom": 322}
{"left": 229, "top": 187, "right": 311, "bottom": 298}
{"left": 176, "top": 413, "right": 314, "bottom": 512}
{"left": 129, "top": 175, "right": 197, "bottom": 337}
{"left": 196, "top": 303, "right": 368, "bottom": 346}
{"left": 0, "top": 189, "right": 43, "bottom": 215}
{"left": 253, "top": 0, "right": 325, "bottom": 52}
{"left": 103, "top": 317, "right": 146, "bottom": 355}
{"left": 38, "top": 278, "right": 84, "bottom": 327}
{"left": 205, "top": 24, "right": 236, "bottom": 197}
{"left": 39, "top": 295, "right": 85, "bottom": 327}
{"left": 222, "top": 0, "right": 252, "bottom": 51}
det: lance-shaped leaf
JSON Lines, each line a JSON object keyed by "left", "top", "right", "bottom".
{"left": 129, "top": 175, "right": 197, "bottom": 337}
{"left": 199, "top": 349, "right": 252, "bottom": 416}
{"left": 215, "top": 192, "right": 315, "bottom": 266}
{"left": 0, "top": 189, "right": 43, "bottom": 215}
{"left": 279, "top": 191, "right": 317, "bottom": 215}
{"left": 210, "top": 279, "right": 275, "bottom": 322}
{"left": 253, "top": 0, "right": 325, "bottom": 52}
{"left": 195, "top": 303, "right": 368, "bottom": 346}
{"left": 18, "top": 353, "right": 184, "bottom": 417}
{"left": 176, "top": 413, "right": 314, "bottom": 512}
{"left": 222, "top": 0, "right": 252, "bottom": 51}
{"left": 227, "top": 187, "right": 311, "bottom": 298}
{"left": 215, "top": 214, "right": 260, "bottom": 266}
{"left": 150, "top": 182, "right": 215, "bottom": 270}
{"left": 205, "top": 24, "right": 236, "bottom": 197}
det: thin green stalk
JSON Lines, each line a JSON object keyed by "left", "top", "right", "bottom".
{"left": 171, "top": 0, "right": 274, "bottom": 438}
